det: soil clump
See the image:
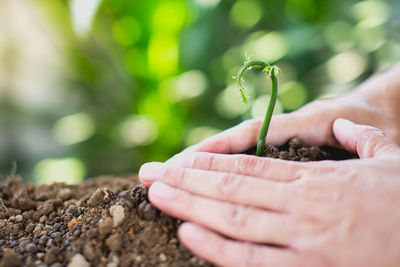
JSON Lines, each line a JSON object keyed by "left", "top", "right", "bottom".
{"left": 258, "top": 137, "right": 355, "bottom": 161}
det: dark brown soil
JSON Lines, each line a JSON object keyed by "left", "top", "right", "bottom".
{"left": 254, "top": 137, "right": 356, "bottom": 161}
{"left": 0, "top": 176, "right": 212, "bottom": 267}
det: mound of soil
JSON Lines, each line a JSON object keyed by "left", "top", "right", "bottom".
{"left": 0, "top": 176, "right": 212, "bottom": 267}
{"left": 260, "top": 137, "right": 355, "bottom": 161}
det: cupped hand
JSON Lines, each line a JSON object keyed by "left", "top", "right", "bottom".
{"left": 139, "top": 119, "right": 400, "bottom": 267}
{"left": 164, "top": 64, "right": 400, "bottom": 160}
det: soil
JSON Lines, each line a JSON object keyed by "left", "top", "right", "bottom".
{"left": 0, "top": 138, "right": 355, "bottom": 267}
{"left": 256, "top": 137, "right": 355, "bottom": 161}
{"left": 0, "top": 176, "right": 212, "bottom": 267}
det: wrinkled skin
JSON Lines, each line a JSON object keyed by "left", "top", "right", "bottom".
{"left": 139, "top": 65, "right": 400, "bottom": 267}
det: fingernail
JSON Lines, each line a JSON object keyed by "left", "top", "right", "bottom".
{"left": 139, "top": 163, "right": 164, "bottom": 183}
{"left": 334, "top": 118, "right": 355, "bottom": 132}
{"left": 334, "top": 118, "right": 354, "bottom": 127}
{"left": 181, "top": 224, "right": 205, "bottom": 242}
{"left": 150, "top": 181, "right": 177, "bottom": 200}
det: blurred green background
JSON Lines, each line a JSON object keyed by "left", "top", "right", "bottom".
{"left": 0, "top": 0, "right": 399, "bottom": 184}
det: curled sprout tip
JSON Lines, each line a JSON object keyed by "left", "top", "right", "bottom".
{"left": 244, "top": 52, "right": 252, "bottom": 64}
{"left": 263, "top": 65, "right": 282, "bottom": 77}
{"left": 236, "top": 79, "right": 249, "bottom": 104}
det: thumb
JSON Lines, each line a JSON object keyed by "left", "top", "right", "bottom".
{"left": 333, "top": 118, "right": 400, "bottom": 158}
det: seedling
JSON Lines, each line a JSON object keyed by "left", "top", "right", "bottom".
{"left": 233, "top": 59, "right": 281, "bottom": 157}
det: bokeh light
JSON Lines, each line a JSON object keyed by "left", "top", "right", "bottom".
{"left": 216, "top": 85, "right": 251, "bottom": 119}
{"left": 163, "top": 70, "right": 208, "bottom": 102}
{"left": 278, "top": 81, "right": 308, "bottom": 111}
{"left": 53, "top": 113, "right": 96, "bottom": 145}
{"left": 352, "top": 0, "right": 389, "bottom": 28}
{"left": 116, "top": 115, "right": 158, "bottom": 147}
{"left": 185, "top": 126, "right": 220, "bottom": 147}
{"left": 244, "top": 31, "right": 289, "bottom": 63}
{"left": 34, "top": 158, "right": 85, "bottom": 184}
{"left": 230, "top": 0, "right": 262, "bottom": 29}
{"left": 251, "top": 95, "right": 283, "bottom": 119}
{"left": 326, "top": 50, "right": 367, "bottom": 84}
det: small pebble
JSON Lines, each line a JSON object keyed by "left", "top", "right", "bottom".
{"left": 159, "top": 253, "right": 167, "bottom": 262}
{"left": 83, "top": 243, "right": 96, "bottom": 261}
{"left": 39, "top": 235, "right": 48, "bottom": 246}
{"left": 39, "top": 216, "right": 47, "bottom": 223}
{"left": 134, "top": 255, "right": 142, "bottom": 262}
{"left": 67, "top": 254, "right": 90, "bottom": 267}
{"left": 52, "top": 223, "right": 61, "bottom": 231}
{"left": 1, "top": 250, "right": 21, "bottom": 267}
{"left": 98, "top": 217, "right": 113, "bottom": 238}
{"left": 59, "top": 188, "right": 72, "bottom": 200}
{"left": 106, "top": 233, "right": 122, "bottom": 251}
{"left": 26, "top": 243, "right": 38, "bottom": 253}
{"left": 15, "top": 214, "right": 23, "bottom": 222}
{"left": 143, "top": 203, "right": 157, "bottom": 220}
{"left": 109, "top": 205, "right": 125, "bottom": 227}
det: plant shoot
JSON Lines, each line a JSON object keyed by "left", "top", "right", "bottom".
{"left": 234, "top": 60, "right": 281, "bottom": 157}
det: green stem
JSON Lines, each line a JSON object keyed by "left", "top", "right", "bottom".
{"left": 235, "top": 60, "right": 279, "bottom": 157}
{"left": 256, "top": 74, "right": 277, "bottom": 156}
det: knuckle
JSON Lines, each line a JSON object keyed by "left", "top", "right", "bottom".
{"left": 192, "top": 152, "right": 215, "bottom": 170}
{"left": 224, "top": 204, "right": 248, "bottom": 230}
{"left": 243, "top": 243, "right": 260, "bottom": 267}
{"left": 214, "top": 236, "right": 228, "bottom": 259}
{"left": 164, "top": 166, "right": 187, "bottom": 188}
{"left": 237, "top": 156, "right": 263, "bottom": 175}
{"left": 218, "top": 172, "right": 242, "bottom": 199}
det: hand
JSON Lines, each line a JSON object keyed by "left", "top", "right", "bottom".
{"left": 164, "top": 64, "right": 400, "bottom": 160}
{"left": 139, "top": 119, "right": 400, "bottom": 267}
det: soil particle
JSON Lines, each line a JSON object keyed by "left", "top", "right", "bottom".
{"left": 38, "top": 200, "right": 55, "bottom": 216}
{"left": 109, "top": 205, "right": 125, "bottom": 227}
{"left": 26, "top": 243, "right": 38, "bottom": 253}
{"left": 87, "top": 188, "right": 114, "bottom": 207}
{"left": 15, "top": 214, "right": 23, "bottom": 222}
{"left": 59, "top": 188, "right": 72, "bottom": 201}
{"left": 139, "top": 201, "right": 158, "bottom": 220}
{"left": 105, "top": 233, "right": 122, "bottom": 251}
{"left": 98, "top": 217, "right": 113, "bottom": 238}
{"left": 67, "top": 254, "right": 90, "bottom": 267}
{"left": 1, "top": 249, "right": 21, "bottom": 267}
{"left": 82, "top": 243, "right": 96, "bottom": 261}
{"left": 44, "top": 248, "right": 58, "bottom": 265}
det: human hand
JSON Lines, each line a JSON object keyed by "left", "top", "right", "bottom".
{"left": 163, "top": 64, "right": 400, "bottom": 160}
{"left": 139, "top": 119, "right": 400, "bottom": 266}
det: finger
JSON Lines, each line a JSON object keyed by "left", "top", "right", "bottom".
{"left": 165, "top": 152, "right": 331, "bottom": 182}
{"left": 178, "top": 223, "right": 301, "bottom": 267}
{"left": 333, "top": 118, "right": 400, "bottom": 158}
{"left": 148, "top": 181, "right": 295, "bottom": 245}
{"left": 141, "top": 162, "right": 297, "bottom": 211}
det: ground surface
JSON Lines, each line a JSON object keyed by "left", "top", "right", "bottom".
{"left": 0, "top": 176, "right": 212, "bottom": 267}
{"left": 0, "top": 138, "right": 354, "bottom": 267}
